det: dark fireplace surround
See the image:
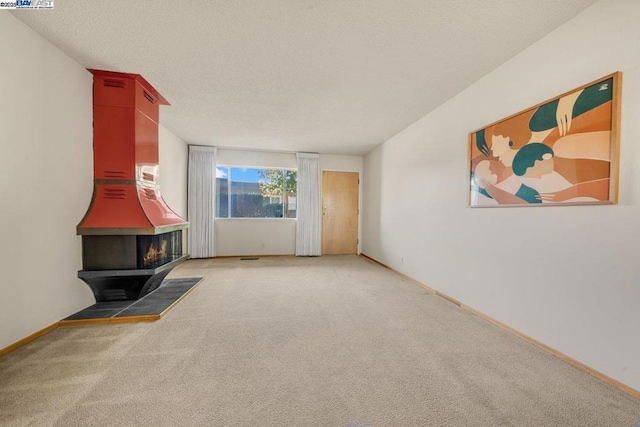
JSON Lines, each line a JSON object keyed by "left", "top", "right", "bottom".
{"left": 77, "top": 70, "right": 189, "bottom": 302}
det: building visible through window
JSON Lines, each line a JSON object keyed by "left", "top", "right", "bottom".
{"left": 216, "top": 167, "right": 297, "bottom": 218}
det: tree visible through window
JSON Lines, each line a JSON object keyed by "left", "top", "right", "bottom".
{"left": 216, "top": 167, "right": 297, "bottom": 218}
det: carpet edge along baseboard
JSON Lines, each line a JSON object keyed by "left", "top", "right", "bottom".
{"left": 0, "top": 322, "right": 60, "bottom": 358}
{"left": 358, "top": 253, "right": 640, "bottom": 401}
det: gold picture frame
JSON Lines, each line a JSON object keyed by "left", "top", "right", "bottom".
{"left": 469, "top": 72, "right": 622, "bottom": 207}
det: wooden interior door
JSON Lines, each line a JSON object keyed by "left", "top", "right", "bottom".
{"left": 322, "top": 171, "right": 359, "bottom": 254}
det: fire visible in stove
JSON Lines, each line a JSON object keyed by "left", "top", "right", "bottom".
{"left": 137, "top": 231, "right": 182, "bottom": 269}
{"left": 142, "top": 239, "right": 168, "bottom": 267}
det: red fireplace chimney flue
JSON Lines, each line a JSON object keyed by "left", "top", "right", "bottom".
{"left": 77, "top": 69, "right": 188, "bottom": 235}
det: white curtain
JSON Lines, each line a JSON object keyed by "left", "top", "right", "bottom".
{"left": 296, "top": 153, "right": 321, "bottom": 256}
{"left": 188, "top": 145, "right": 216, "bottom": 258}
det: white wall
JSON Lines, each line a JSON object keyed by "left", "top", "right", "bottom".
{"left": 216, "top": 219, "right": 297, "bottom": 256}
{"left": 362, "top": 0, "right": 640, "bottom": 391}
{"left": 215, "top": 149, "right": 363, "bottom": 256}
{"left": 320, "top": 154, "right": 363, "bottom": 173}
{"left": 217, "top": 148, "right": 296, "bottom": 169}
{"left": 159, "top": 124, "right": 188, "bottom": 218}
{"left": 0, "top": 12, "right": 95, "bottom": 349}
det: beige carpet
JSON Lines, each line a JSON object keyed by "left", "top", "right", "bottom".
{"left": 1, "top": 255, "right": 638, "bottom": 426}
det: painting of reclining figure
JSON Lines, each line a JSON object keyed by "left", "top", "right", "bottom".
{"left": 469, "top": 72, "right": 621, "bottom": 207}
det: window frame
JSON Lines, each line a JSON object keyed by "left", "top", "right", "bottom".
{"left": 215, "top": 165, "right": 297, "bottom": 220}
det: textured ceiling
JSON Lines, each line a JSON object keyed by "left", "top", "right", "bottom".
{"left": 13, "top": 0, "right": 598, "bottom": 155}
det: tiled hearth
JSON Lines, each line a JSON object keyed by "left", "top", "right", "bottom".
{"left": 61, "top": 277, "right": 202, "bottom": 324}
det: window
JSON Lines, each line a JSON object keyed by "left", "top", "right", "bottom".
{"left": 216, "top": 167, "right": 297, "bottom": 218}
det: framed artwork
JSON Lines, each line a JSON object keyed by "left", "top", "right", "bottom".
{"left": 469, "top": 72, "right": 622, "bottom": 207}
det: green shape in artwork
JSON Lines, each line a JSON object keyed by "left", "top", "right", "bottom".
{"left": 573, "top": 77, "right": 612, "bottom": 117}
{"left": 512, "top": 143, "right": 554, "bottom": 176}
{"left": 529, "top": 78, "right": 613, "bottom": 132}
{"left": 529, "top": 99, "right": 559, "bottom": 132}
{"left": 515, "top": 184, "right": 542, "bottom": 204}
{"left": 476, "top": 129, "right": 489, "bottom": 156}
